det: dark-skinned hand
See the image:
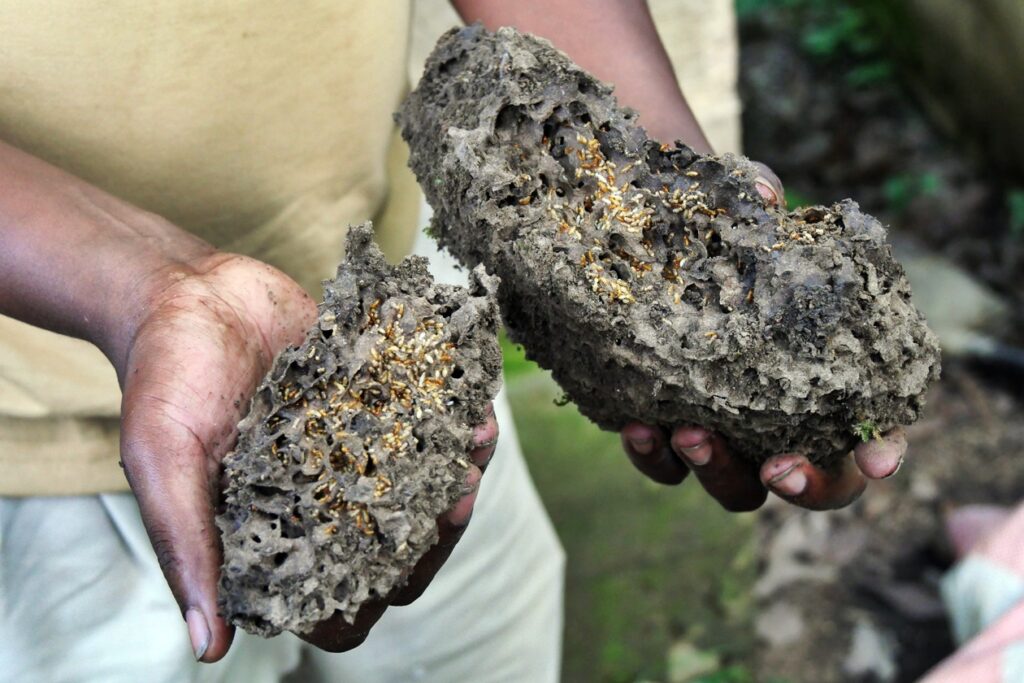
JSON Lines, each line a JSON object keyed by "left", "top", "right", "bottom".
{"left": 118, "top": 253, "right": 498, "bottom": 661}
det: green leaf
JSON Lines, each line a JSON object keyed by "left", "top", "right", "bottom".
{"left": 854, "top": 419, "right": 881, "bottom": 443}
{"left": 1007, "top": 189, "right": 1024, "bottom": 238}
{"left": 694, "top": 665, "right": 755, "bottom": 683}
{"left": 845, "top": 60, "right": 893, "bottom": 87}
{"left": 499, "top": 331, "right": 537, "bottom": 379}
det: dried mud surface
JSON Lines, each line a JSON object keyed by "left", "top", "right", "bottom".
{"left": 399, "top": 25, "right": 940, "bottom": 464}
{"left": 217, "top": 224, "right": 502, "bottom": 637}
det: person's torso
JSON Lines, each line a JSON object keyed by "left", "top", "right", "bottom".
{"left": 1, "top": 0, "right": 412, "bottom": 273}
{"left": 0, "top": 1, "right": 417, "bottom": 493}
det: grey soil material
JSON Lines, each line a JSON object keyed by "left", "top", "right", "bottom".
{"left": 217, "top": 224, "right": 502, "bottom": 637}
{"left": 398, "top": 25, "right": 941, "bottom": 464}
{"left": 755, "top": 369, "right": 1024, "bottom": 682}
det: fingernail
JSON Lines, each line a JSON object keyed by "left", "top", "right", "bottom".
{"left": 629, "top": 437, "right": 654, "bottom": 455}
{"left": 449, "top": 509, "right": 474, "bottom": 529}
{"left": 449, "top": 482, "right": 477, "bottom": 528}
{"left": 769, "top": 466, "right": 807, "bottom": 497}
{"left": 881, "top": 453, "right": 905, "bottom": 480}
{"left": 186, "top": 608, "right": 211, "bottom": 662}
{"left": 754, "top": 179, "right": 779, "bottom": 205}
{"left": 680, "top": 441, "right": 711, "bottom": 467}
{"left": 475, "top": 435, "right": 498, "bottom": 450}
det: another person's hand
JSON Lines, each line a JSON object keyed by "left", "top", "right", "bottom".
{"left": 620, "top": 164, "right": 907, "bottom": 512}
{"left": 117, "top": 253, "right": 497, "bottom": 661}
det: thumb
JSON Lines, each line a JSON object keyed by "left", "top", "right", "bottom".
{"left": 750, "top": 161, "right": 786, "bottom": 207}
{"left": 120, "top": 398, "right": 235, "bottom": 663}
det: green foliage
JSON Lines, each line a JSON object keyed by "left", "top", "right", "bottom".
{"left": 780, "top": 188, "right": 815, "bottom": 210}
{"left": 735, "top": 0, "right": 802, "bottom": 19}
{"left": 801, "top": 4, "right": 882, "bottom": 59}
{"left": 845, "top": 60, "right": 894, "bottom": 87}
{"left": 499, "top": 330, "right": 537, "bottom": 379}
{"left": 694, "top": 666, "right": 755, "bottom": 683}
{"left": 883, "top": 171, "right": 942, "bottom": 213}
{"left": 736, "top": 0, "right": 894, "bottom": 87}
{"left": 1007, "top": 189, "right": 1024, "bottom": 239}
{"left": 507, "top": 369, "right": 758, "bottom": 682}
{"left": 687, "top": 665, "right": 793, "bottom": 683}
{"left": 854, "top": 419, "right": 881, "bottom": 442}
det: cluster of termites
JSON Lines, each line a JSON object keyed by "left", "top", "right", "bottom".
{"left": 540, "top": 126, "right": 735, "bottom": 310}
{"left": 266, "top": 297, "right": 457, "bottom": 537}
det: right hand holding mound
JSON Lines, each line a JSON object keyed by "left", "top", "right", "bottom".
{"left": 620, "top": 165, "right": 908, "bottom": 512}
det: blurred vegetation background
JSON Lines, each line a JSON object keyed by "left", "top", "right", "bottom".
{"left": 504, "top": 333, "right": 760, "bottom": 683}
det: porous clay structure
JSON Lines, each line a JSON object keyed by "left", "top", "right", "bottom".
{"left": 218, "top": 224, "right": 501, "bottom": 636}
{"left": 399, "top": 25, "right": 940, "bottom": 464}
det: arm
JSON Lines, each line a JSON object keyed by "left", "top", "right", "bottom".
{"left": 0, "top": 139, "right": 495, "bottom": 660}
{"left": 450, "top": 0, "right": 711, "bottom": 151}
{"left": 451, "top": 0, "right": 905, "bottom": 511}
{"left": 0, "top": 139, "right": 212, "bottom": 372}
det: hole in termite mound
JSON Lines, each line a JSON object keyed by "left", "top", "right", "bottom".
{"left": 610, "top": 262, "right": 632, "bottom": 281}
{"left": 252, "top": 484, "right": 289, "bottom": 497}
{"left": 281, "top": 515, "right": 305, "bottom": 539}
{"left": 494, "top": 104, "right": 526, "bottom": 133}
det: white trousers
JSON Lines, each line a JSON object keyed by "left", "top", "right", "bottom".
{"left": 0, "top": 386, "right": 564, "bottom": 683}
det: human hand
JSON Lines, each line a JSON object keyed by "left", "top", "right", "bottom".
{"left": 619, "top": 164, "right": 907, "bottom": 512}
{"left": 621, "top": 422, "right": 906, "bottom": 511}
{"left": 117, "top": 253, "right": 497, "bottom": 660}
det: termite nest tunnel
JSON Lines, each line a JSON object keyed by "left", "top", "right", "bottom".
{"left": 218, "top": 224, "right": 502, "bottom": 637}
{"left": 398, "top": 25, "right": 941, "bottom": 465}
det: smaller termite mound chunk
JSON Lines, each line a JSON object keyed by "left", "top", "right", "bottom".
{"left": 218, "top": 224, "right": 502, "bottom": 637}
{"left": 399, "top": 25, "right": 941, "bottom": 465}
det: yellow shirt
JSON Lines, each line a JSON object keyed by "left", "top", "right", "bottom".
{"left": 0, "top": 1, "right": 420, "bottom": 494}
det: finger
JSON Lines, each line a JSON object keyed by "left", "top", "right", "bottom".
{"left": 297, "top": 596, "right": 390, "bottom": 653}
{"left": 469, "top": 403, "right": 499, "bottom": 471}
{"left": 620, "top": 422, "right": 689, "bottom": 485}
{"left": 671, "top": 428, "right": 768, "bottom": 512}
{"left": 120, "top": 404, "right": 234, "bottom": 663}
{"left": 760, "top": 453, "right": 867, "bottom": 511}
{"left": 750, "top": 161, "right": 785, "bottom": 207}
{"left": 944, "top": 504, "right": 1013, "bottom": 559}
{"left": 391, "top": 465, "right": 482, "bottom": 606}
{"left": 853, "top": 426, "right": 907, "bottom": 479}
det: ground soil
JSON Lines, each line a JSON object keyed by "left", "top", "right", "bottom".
{"left": 755, "top": 365, "right": 1024, "bottom": 681}
{"left": 740, "top": 3, "right": 1024, "bottom": 680}
{"left": 740, "top": 4, "right": 1024, "bottom": 317}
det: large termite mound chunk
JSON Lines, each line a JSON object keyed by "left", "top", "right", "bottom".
{"left": 218, "top": 223, "right": 502, "bottom": 637}
{"left": 399, "top": 25, "right": 940, "bottom": 464}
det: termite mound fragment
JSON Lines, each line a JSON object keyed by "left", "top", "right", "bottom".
{"left": 398, "top": 25, "right": 940, "bottom": 465}
{"left": 217, "top": 223, "right": 502, "bottom": 637}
